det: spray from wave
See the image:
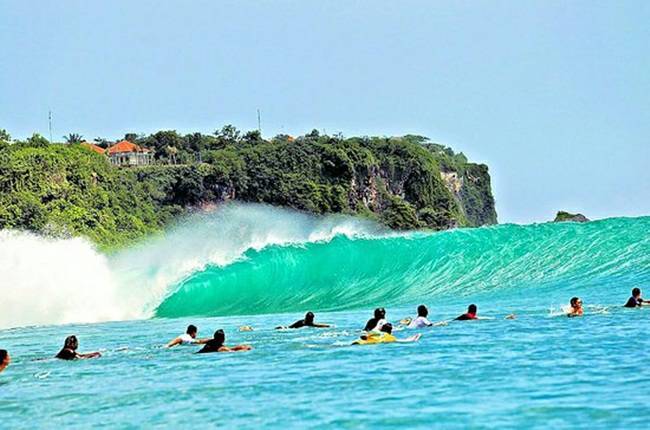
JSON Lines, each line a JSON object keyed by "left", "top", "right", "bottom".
{"left": 0, "top": 232, "right": 129, "bottom": 328}
{"left": 0, "top": 203, "right": 383, "bottom": 329}
{"left": 1, "top": 203, "right": 648, "bottom": 329}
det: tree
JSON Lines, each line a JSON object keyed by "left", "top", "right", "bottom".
{"left": 24, "top": 133, "right": 49, "bottom": 148}
{"left": 242, "top": 130, "right": 262, "bottom": 144}
{"left": 306, "top": 129, "right": 320, "bottom": 140}
{"left": 124, "top": 133, "right": 139, "bottom": 143}
{"left": 0, "top": 129, "right": 10, "bottom": 144}
{"left": 212, "top": 125, "right": 241, "bottom": 149}
{"left": 145, "top": 130, "right": 184, "bottom": 162}
{"left": 94, "top": 137, "right": 111, "bottom": 148}
{"left": 64, "top": 133, "right": 84, "bottom": 144}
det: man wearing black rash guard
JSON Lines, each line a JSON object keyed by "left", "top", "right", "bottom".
{"left": 55, "top": 335, "right": 101, "bottom": 360}
{"left": 197, "top": 329, "right": 251, "bottom": 353}
{"left": 276, "top": 312, "right": 331, "bottom": 329}
{"left": 624, "top": 288, "right": 647, "bottom": 308}
{"left": 364, "top": 308, "right": 387, "bottom": 331}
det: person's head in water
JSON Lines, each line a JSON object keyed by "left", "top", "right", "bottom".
{"left": 632, "top": 288, "right": 641, "bottom": 299}
{"left": 0, "top": 349, "right": 9, "bottom": 373}
{"left": 213, "top": 329, "right": 225, "bottom": 347}
{"left": 63, "top": 335, "right": 79, "bottom": 351}
{"left": 417, "top": 305, "right": 428, "bottom": 318}
{"left": 380, "top": 323, "right": 393, "bottom": 335}
{"left": 374, "top": 308, "right": 386, "bottom": 319}
{"left": 305, "top": 312, "right": 315, "bottom": 324}
{"left": 467, "top": 304, "right": 477, "bottom": 315}
{"left": 186, "top": 325, "right": 198, "bottom": 338}
{"left": 570, "top": 297, "right": 582, "bottom": 309}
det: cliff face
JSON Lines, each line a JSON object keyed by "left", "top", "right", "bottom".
{"left": 187, "top": 134, "right": 496, "bottom": 230}
{"left": 423, "top": 142, "right": 497, "bottom": 226}
{"left": 440, "top": 164, "right": 497, "bottom": 226}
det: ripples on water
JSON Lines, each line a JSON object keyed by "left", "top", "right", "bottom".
{"left": 2, "top": 300, "right": 650, "bottom": 429}
{"left": 2, "top": 215, "right": 649, "bottom": 427}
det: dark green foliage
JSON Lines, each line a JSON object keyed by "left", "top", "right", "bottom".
{"left": 0, "top": 126, "right": 497, "bottom": 248}
{"left": 64, "top": 133, "right": 84, "bottom": 144}
{"left": 381, "top": 196, "right": 419, "bottom": 229}
{"left": 422, "top": 142, "right": 497, "bottom": 225}
{"left": 0, "top": 145, "right": 169, "bottom": 249}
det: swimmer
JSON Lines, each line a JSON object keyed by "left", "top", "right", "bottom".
{"left": 166, "top": 325, "right": 211, "bottom": 347}
{"left": 55, "top": 335, "right": 101, "bottom": 360}
{"left": 364, "top": 308, "right": 388, "bottom": 332}
{"left": 276, "top": 312, "right": 331, "bottom": 329}
{"left": 239, "top": 326, "right": 254, "bottom": 332}
{"left": 0, "top": 349, "right": 10, "bottom": 373}
{"left": 455, "top": 304, "right": 479, "bottom": 321}
{"left": 353, "top": 323, "right": 421, "bottom": 345}
{"left": 567, "top": 297, "right": 584, "bottom": 317}
{"left": 624, "top": 288, "right": 648, "bottom": 308}
{"left": 196, "top": 329, "right": 252, "bottom": 354}
{"left": 408, "top": 305, "right": 433, "bottom": 328}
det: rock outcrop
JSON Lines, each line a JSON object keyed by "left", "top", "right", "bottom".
{"left": 553, "top": 211, "right": 590, "bottom": 223}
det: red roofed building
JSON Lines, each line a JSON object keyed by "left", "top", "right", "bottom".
{"left": 81, "top": 142, "right": 106, "bottom": 155}
{"left": 107, "top": 140, "right": 153, "bottom": 167}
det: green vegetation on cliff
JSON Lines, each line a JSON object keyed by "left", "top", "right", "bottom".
{"left": 0, "top": 127, "right": 497, "bottom": 248}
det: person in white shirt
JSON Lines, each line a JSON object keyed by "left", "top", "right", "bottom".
{"left": 166, "top": 325, "right": 210, "bottom": 347}
{"left": 408, "top": 305, "right": 433, "bottom": 328}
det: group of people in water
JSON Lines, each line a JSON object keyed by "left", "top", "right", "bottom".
{"left": 0, "top": 288, "right": 647, "bottom": 371}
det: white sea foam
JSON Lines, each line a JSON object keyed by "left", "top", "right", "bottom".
{"left": 0, "top": 231, "right": 130, "bottom": 328}
{"left": 0, "top": 203, "right": 382, "bottom": 329}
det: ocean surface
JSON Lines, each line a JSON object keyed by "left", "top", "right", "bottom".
{"left": 1, "top": 205, "right": 649, "bottom": 428}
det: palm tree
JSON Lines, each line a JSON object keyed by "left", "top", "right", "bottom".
{"left": 63, "top": 133, "right": 84, "bottom": 144}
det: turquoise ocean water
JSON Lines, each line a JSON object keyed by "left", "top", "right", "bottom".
{"left": 1, "top": 210, "right": 649, "bottom": 429}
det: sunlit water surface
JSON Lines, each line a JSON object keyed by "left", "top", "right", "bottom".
{"left": 2, "top": 297, "right": 650, "bottom": 429}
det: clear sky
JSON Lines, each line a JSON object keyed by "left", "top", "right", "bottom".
{"left": 1, "top": 1, "right": 648, "bottom": 223}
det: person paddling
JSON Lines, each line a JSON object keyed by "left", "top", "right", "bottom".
{"left": 408, "top": 305, "right": 433, "bottom": 328}
{"left": 0, "top": 350, "right": 10, "bottom": 373}
{"left": 364, "top": 308, "right": 388, "bottom": 332}
{"left": 276, "top": 312, "right": 331, "bottom": 329}
{"left": 166, "top": 325, "right": 211, "bottom": 347}
{"left": 455, "top": 304, "right": 479, "bottom": 321}
{"left": 197, "top": 329, "right": 252, "bottom": 354}
{"left": 624, "top": 288, "right": 648, "bottom": 308}
{"left": 567, "top": 297, "right": 584, "bottom": 317}
{"left": 55, "top": 335, "right": 101, "bottom": 360}
{"left": 353, "top": 323, "right": 421, "bottom": 345}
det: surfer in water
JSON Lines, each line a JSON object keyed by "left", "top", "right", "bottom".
{"left": 353, "top": 323, "right": 421, "bottom": 345}
{"left": 406, "top": 305, "right": 449, "bottom": 328}
{"left": 455, "top": 304, "right": 479, "bottom": 321}
{"left": 55, "top": 335, "right": 101, "bottom": 360}
{"left": 407, "top": 305, "right": 433, "bottom": 328}
{"left": 276, "top": 312, "right": 331, "bottom": 329}
{"left": 364, "top": 308, "right": 388, "bottom": 332}
{"left": 196, "top": 329, "right": 252, "bottom": 353}
{"left": 0, "top": 350, "right": 10, "bottom": 373}
{"left": 624, "top": 288, "right": 648, "bottom": 308}
{"left": 166, "top": 324, "right": 211, "bottom": 347}
{"left": 567, "top": 297, "right": 584, "bottom": 317}
{"left": 453, "top": 304, "right": 514, "bottom": 321}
